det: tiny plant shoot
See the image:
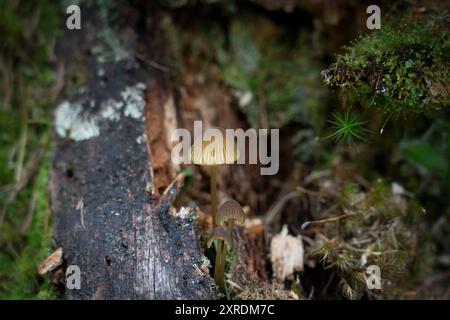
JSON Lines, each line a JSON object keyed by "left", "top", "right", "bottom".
{"left": 327, "top": 110, "right": 369, "bottom": 144}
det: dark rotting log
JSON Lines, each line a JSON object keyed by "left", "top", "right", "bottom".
{"left": 49, "top": 3, "right": 217, "bottom": 299}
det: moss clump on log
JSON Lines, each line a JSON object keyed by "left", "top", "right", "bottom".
{"left": 321, "top": 10, "right": 449, "bottom": 115}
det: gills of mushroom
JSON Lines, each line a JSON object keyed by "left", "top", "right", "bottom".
{"left": 217, "top": 199, "right": 245, "bottom": 235}
{"left": 214, "top": 199, "right": 245, "bottom": 291}
{"left": 207, "top": 226, "right": 232, "bottom": 249}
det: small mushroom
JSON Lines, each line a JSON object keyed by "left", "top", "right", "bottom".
{"left": 217, "top": 199, "right": 246, "bottom": 226}
{"left": 189, "top": 128, "right": 239, "bottom": 228}
{"left": 217, "top": 199, "right": 245, "bottom": 250}
{"left": 188, "top": 128, "right": 239, "bottom": 292}
{"left": 207, "top": 227, "right": 232, "bottom": 249}
{"left": 214, "top": 199, "right": 245, "bottom": 291}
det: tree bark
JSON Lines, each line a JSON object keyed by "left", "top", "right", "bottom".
{"left": 50, "top": 3, "right": 217, "bottom": 299}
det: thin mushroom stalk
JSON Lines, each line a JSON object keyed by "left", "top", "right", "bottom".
{"left": 218, "top": 219, "right": 234, "bottom": 283}
{"left": 209, "top": 226, "right": 230, "bottom": 290}
{"left": 210, "top": 165, "right": 217, "bottom": 227}
{"left": 215, "top": 219, "right": 234, "bottom": 290}
{"left": 210, "top": 165, "right": 224, "bottom": 288}
{"left": 214, "top": 239, "right": 226, "bottom": 290}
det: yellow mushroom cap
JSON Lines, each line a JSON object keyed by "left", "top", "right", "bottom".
{"left": 217, "top": 199, "right": 245, "bottom": 225}
{"left": 189, "top": 128, "right": 239, "bottom": 166}
{"left": 207, "top": 227, "right": 232, "bottom": 248}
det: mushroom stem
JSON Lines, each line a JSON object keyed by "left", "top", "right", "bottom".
{"left": 222, "top": 220, "right": 234, "bottom": 282}
{"left": 210, "top": 165, "right": 217, "bottom": 227}
{"left": 219, "top": 241, "right": 227, "bottom": 291}
{"left": 226, "top": 219, "right": 234, "bottom": 237}
{"left": 211, "top": 165, "right": 224, "bottom": 290}
{"left": 214, "top": 239, "right": 225, "bottom": 291}
{"left": 214, "top": 219, "right": 234, "bottom": 292}
{"left": 221, "top": 220, "right": 234, "bottom": 280}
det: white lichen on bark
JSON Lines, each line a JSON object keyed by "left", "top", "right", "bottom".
{"left": 55, "top": 83, "right": 146, "bottom": 141}
{"left": 55, "top": 101, "right": 100, "bottom": 141}
{"left": 122, "top": 83, "right": 146, "bottom": 120}
{"left": 100, "top": 99, "right": 124, "bottom": 122}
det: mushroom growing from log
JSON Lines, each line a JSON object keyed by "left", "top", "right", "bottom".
{"left": 215, "top": 199, "right": 245, "bottom": 291}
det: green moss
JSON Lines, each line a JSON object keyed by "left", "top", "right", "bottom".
{"left": 0, "top": 130, "right": 58, "bottom": 299}
{"left": 314, "top": 179, "right": 432, "bottom": 299}
{"left": 0, "top": 1, "right": 60, "bottom": 61}
{"left": 322, "top": 10, "right": 449, "bottom": 115}
{"left": 0, "top": 0, "right": 61, "bottom": 299}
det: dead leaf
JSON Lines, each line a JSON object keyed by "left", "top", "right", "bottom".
{"left": 38, "top": 247, "right": 63, "bottom": 275}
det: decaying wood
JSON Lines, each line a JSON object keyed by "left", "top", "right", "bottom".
{"left": 50, "top": 4, "right": 217, "bottom": 299}
{"left": 233, "top": 219, "right": 269, "bottom": 284}
{"left": 146, "top": 79, "right": 179, "bottom": 195}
